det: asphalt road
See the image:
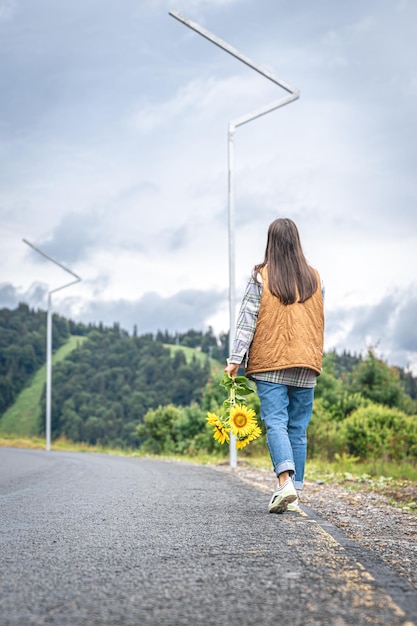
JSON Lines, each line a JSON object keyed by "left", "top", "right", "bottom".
{"left": 0, "top": 447, "right": 416, "bottom": 626}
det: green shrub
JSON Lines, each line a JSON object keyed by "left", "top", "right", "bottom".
{"left": 307, "top": 398, "right": 347, "bottom": 460}
{"left": 137, "top": 403, "right": 208, "bottom": 455}
{"left": 342, "top": 403, "right": 417, "bottom": 461}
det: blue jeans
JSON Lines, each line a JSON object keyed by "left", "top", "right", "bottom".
{"left": 255, "top": 380, "right": 314, "bottom": 490}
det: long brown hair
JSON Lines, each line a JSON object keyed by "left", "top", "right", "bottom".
{"left": 253, "top": 218, "right": 318, "bottom": 304}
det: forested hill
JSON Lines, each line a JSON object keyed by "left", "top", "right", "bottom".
{"left": 46, "top": 327, "right": 213, "bottom": 447}
{"left": 0, "top": 303, "right": 70, "bottom": 415}
{"left": 0, "top": 305, "right": 226, "bottom": 445}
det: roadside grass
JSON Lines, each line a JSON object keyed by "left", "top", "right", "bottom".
{"left": 305, "top": 458, "right": 417, "bottom": 513}
{"left": 0, "top": 435, "right": 231, "bottom": 464}
{"left": 227, "top": 453, "right": 417, "bottom": 512}
{"left": 0, "top": 435, "right": 137, "bottom": 455}
{"left": 305, "top": 455, "right": 417, "bottom": 484}
{"left": 0, "top": 335, "right": 86, "bottom": 437}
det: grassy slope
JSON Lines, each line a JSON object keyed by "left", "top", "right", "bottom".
{"left": 0, "top": 335, "right": 85, "bottom": 437}
{"left": 164, "top": 344, "right": 223, "bottom": 373}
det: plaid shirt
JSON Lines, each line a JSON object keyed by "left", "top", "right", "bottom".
{"left": 229, "top": 274, "right": 322, "bottom": 389}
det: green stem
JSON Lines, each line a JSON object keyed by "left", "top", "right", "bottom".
{"left": 230, "top": 385, "right": 236, "bottom": 407}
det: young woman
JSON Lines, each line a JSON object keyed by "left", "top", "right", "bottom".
{"left": 225, "top": 218, "right": 324, "bottom": 513}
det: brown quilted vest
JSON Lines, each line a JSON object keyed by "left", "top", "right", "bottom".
{"left": 246, "top": 267, "right": 324, "bottom": 376}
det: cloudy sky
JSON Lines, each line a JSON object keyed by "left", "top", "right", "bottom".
{"left": 1, "top": 0, "right": 416, "bottom": 371}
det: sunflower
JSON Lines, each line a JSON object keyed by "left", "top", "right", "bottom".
{"left": 236, "top": 426, "right": 262, "bottom": 449}
{"left": 206, "top": 412, "right": 230, "bottom": 445}
{"left": 229, "top": 404, "right": 257, "bottom": 437}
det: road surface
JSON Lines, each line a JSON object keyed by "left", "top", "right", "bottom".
{"left": 0, "top": 447, "right": 416, "bottom": 625}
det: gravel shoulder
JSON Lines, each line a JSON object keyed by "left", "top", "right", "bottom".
{"left": 217, "top": 463, "right": 417, "bottom": 592}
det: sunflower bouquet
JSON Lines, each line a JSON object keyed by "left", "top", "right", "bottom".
{"left": 206, "top": 373, "right": 262, "bottom": 449}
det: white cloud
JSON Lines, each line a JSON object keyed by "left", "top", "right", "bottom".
{"left": 325, "top": 285, "right": 417, "bottom": 372}
{"left": 129, "top": 78, "right": 215, "bottom": 133}
{"left": 61, "top": 286, "right": 227, "bottom": 336}
{"left": 129, "top": 70, "right": 291, "bottom": 134}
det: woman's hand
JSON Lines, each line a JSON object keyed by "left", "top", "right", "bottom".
{"left": 224, "top": 362, "right": 240, "bottom": 378}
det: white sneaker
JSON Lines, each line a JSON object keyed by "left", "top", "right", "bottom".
{"left": 287, "top": 498, "right": 301, "bottom": 512}
{"left": 268, "top": 478, "right": 297, "bottom": 514}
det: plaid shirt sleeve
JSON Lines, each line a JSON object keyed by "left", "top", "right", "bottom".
{"left": 229, "top": 275, "right": 262, "bottom": 365}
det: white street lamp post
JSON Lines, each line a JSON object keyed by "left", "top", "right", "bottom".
{"left": 23, "top": 239, "right": 81, "bottom": 451}
{"left": 170, "top": 11, "right": 300, "bottom": 467}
